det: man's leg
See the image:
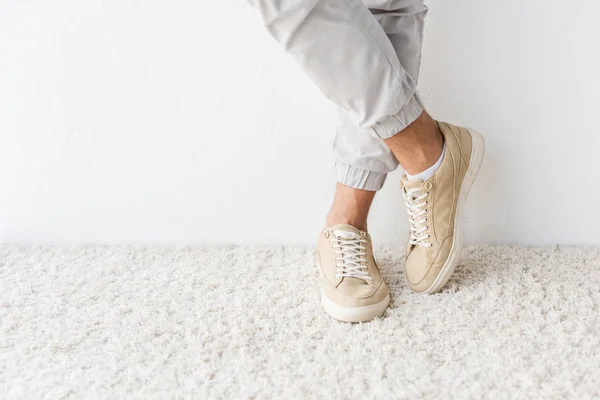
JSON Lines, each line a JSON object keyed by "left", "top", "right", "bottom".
{"left": 332, "top": 1, "right": 434, "bottom": 234}
{"left": 250, "top": 0, "right": 421, "bottom": 135}
{"left": 250, "top": 0, "right": 423, "bottom": 321}
{"left": 249, "top": 0, "right": 484, "bottom": 319}
{"left": 325, "top": 184, "right": 375, "bottom": 232}
{"left": 371, "top": 2, "right": 444, "bottom": 177}
{"left": 311, "top": 1, "right": 484, "bottom": 296}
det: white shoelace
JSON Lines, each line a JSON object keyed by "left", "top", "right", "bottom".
{"left": 327, "top": 230, "right": 372, "bottom": 281}
{"left": 403, "top": 187, "right": 432, "bottom": 248}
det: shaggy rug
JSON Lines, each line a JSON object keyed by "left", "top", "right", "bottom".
{"left": 1, "top": 244, "right": 599, "bottom": 399}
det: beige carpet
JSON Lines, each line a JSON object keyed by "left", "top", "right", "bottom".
{"left": 1, "top": 244, "right": 599, "bottom": 399}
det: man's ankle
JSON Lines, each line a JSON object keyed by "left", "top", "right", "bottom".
{"left": 325, "top": 214, "right": 367, "bottom": 232}
{"left": 325, "top": 183, "right": 374, "bottom": 232}
{"left": 384, "top": 111, "right": 444, "bottom": 175}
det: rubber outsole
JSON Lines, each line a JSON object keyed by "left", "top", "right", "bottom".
{"left": 321, "top": 290, "right": 390, "bottom": 323}
{"left": 316, "top": 260, "right": 389, "bottom": 322}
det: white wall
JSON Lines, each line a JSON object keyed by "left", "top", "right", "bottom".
{"left": 1, "top": 0, "right": 599, "bottom": 245}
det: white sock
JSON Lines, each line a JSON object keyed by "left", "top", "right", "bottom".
{"left": 406, "top": 143, "right": 446, "bottom": 182}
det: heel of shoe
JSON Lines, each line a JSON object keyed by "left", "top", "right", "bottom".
{"left": 466, "top": 129, "right": 485, "bottom": 177}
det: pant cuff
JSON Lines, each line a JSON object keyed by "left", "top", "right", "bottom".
{"left": 371, "top": 92, "right": 425, "bottom": 140}
{"left": 334, "top": 162, "right": 388, "bottom": 191}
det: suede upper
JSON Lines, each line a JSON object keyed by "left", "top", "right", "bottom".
{"left": 317, "top": 224, "right": 389, "bottom": 308}
{"left": 403, "top": 121, "right": 474, "bottom": 293}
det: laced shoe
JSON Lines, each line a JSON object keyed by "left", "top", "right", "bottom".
{"left": 403, "top": 121, "right": 485, "bottom": 293}
{"left": 316, "top": 224, "right": 389, "bottom": 322}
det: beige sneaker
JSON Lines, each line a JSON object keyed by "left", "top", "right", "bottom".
{"left": 316, "top": 224, "right": 389, "bottom": 322}
{"left": 402, "top": 121, "right": 485, "bottom": 294}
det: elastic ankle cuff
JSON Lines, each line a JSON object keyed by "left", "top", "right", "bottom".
{"left": 371, "top": 92, "right": 425, "bottom": 140}
{"left": 334, "top": 162, "right": 387, "bottom": 191}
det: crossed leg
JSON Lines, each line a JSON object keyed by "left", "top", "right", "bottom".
{"left": 250, "top": 0, "right": 483, "bottom": 321}
{"left": 327, "top": 1, "right": 443, "bottom": 231}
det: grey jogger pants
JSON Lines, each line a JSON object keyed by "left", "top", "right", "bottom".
{"left": 250, "top": 0, "right": 427, "bottom": 190}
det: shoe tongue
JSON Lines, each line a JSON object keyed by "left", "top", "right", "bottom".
{"left": 329, "top": 225, "right": 370, "bottom": 285}
{"left": 329, "top": 224, "right": 363, "bottom": 236}
{"left": 402, "top": 176, "right": 424, "bottom": 191}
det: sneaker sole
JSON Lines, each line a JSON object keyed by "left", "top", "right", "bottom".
{"left": 316, "top": 260, "right": 389, "bottom": 322}
{"left": 321, "top": 289, "right": 390, "bottom": 323}
{"left": 416, "top": 128, "right": 486, "bottom": 294}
